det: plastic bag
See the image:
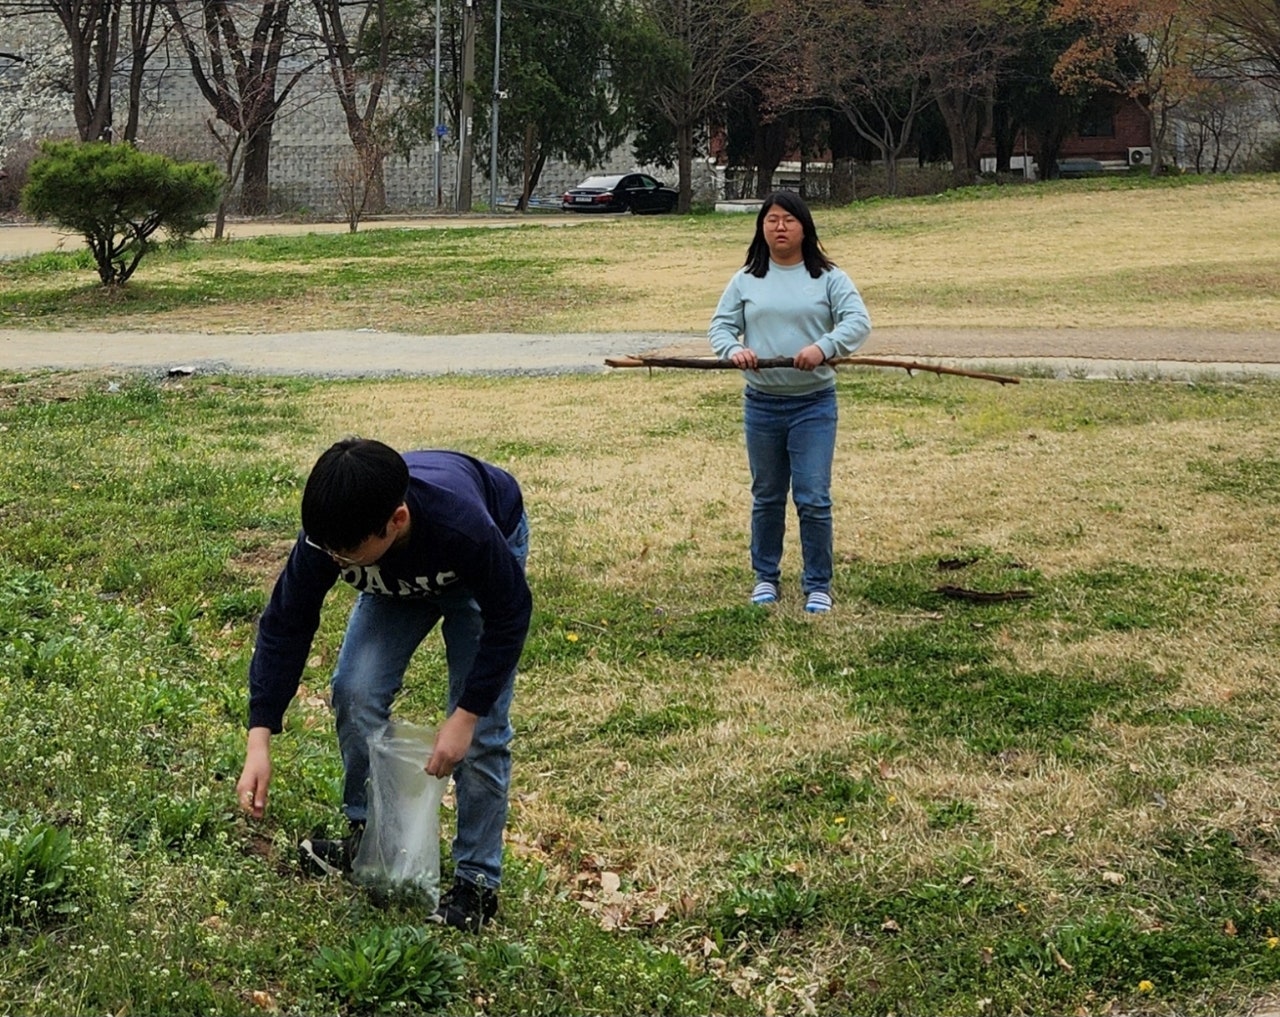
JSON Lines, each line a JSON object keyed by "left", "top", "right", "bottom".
{"left": 351, "top": 721, "right": 447, "bottom": 906}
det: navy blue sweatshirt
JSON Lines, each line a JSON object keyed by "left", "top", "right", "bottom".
{"left": 247, "top": 451, "right": 530, "bottom": 731}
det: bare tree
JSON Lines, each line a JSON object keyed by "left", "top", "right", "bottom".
{"left": 309, "top": 0, "right": 391, "bottom": 213}
{"left": 162, "top": 0, "right": 322, "bottom": 215}
{"left": 120, "top": 0, "right": 167, "bottom": 140}
{"left": 625, "top": 0, "right": 764, "bottom": 212}
{"left": 924, "top": 0, "right": 1016, "bottom": 186}
{"left": 1, "top": 0, "right": 168, "bottom": 144}
{"left": 332, "top": 140, "right": 384, "bottom": 230}
{"left": 1200, "top": 0, "right": 1280, "bottom": 90}
{"left": 1178, "top": 72, "right": 1260, "bottom": 168}
{"left": 48, "top": 0, "right": 119, "bottom": 140}
{"left": 792, "top": 0, "right": 939, "bottom": 196}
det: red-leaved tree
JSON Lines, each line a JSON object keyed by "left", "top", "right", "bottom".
{"left": 1052, "top": 0, "right": 1216, "bottom": 172}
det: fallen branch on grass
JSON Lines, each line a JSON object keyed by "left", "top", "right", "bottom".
{"left": 936, "top": 585, "right": 1034, "bottom": 603}
{"left": 603, "top": 355, "right": 1020, "bottom": 386}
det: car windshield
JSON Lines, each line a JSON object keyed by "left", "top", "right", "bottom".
{"left": 577, "top": 176, "right": 622, "bottom": 188}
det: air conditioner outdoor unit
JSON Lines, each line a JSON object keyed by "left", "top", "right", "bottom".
{"left": 1128, "top": 146, "right": 1153, "bottom": 167}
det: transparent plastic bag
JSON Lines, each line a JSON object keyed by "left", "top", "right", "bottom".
{"left": 351, "top": 721, "right": 447, "bottom": 906}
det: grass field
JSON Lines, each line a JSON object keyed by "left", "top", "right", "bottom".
{"left": 3, "top": 175, "right": 1280, "bottom": 1016}
{"left": 2, "top": 173, "right": 1280, "bottom": 335}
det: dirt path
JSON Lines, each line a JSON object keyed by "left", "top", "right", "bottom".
{"left": 3, "top": 326, "right": 1279, "bottom": 379}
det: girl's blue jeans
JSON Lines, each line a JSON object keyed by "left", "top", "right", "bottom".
{"left": 329, "top": 513, "right": 529, "bottom": 890}
{"left": 743, "top": 386, "right": 837, "bottom": 595}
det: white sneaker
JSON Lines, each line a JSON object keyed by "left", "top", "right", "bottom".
{"left": 804, "top": 591, "right": 833, "bottom": 614}
{"left": 751, "top": 581, "right": 779, "bottom": 605}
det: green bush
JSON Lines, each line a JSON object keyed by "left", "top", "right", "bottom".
{"left": 313, "top": 925, "right": 463, "bottom": 1014}
{"left": 21, "top": 141, "right": 222, "bottom": 286}
{"left": 0, "top": 821, "right": 81, "bottom": 927}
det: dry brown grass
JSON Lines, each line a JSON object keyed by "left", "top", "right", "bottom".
{"left": 538, "top": 179, "right": 1280, "bottom": 333}
{"left": 282, "top": 370, "right": 1280, "bottom": 919}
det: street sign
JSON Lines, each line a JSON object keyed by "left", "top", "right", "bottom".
{"left": 435, "top": 124, "right": 448, "bottom": 139}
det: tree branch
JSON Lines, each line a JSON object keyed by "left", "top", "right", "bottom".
{"left": 603, "top": 355, "right": 1021, "bottom": 385}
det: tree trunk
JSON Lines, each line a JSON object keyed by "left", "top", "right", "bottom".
{"left": 518, "top": 123, "right": 537, "bottom": 211}
{"left": 753, "top": 116, "right": 786, "bottom": 198}
{"left": 241, "top": 122, "right": 272, "bottom": 214}
{"left": 1035, "top": 123, "right": 1068, "bottom": 180}
{"left": 63, "top": 0, "right": 119, "bottom": 142}
{"left": 936, "top": 88, "right": 981, "bottom": 187}
{"left": 829, "top": 117, "right": 858, "bottom": 203}
{"left": 1147, "top": 105, "right": 1163, "bottom": 177}
{"left": 831, "top": 157, "right": 856, "bottom": 202}
{"left": 122, "top": 0, "right": 159, "bottom": 143}
{"left": 124, "top": 53, "right": 144, "bottom": 141}
{"left": 354, "top": 133, "right": 386, "bottom": 213}
{"left": 676, "top": 120, "right": 694, "bottom": 213}
{"left": 524, "top": 149, "right": 547, "bottom": 210}
{"left": 990, "top": 97, "right": 1015, "bottom": 175}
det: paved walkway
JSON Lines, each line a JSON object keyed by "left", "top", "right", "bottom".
{"left": 2, "top": 326, "right": 1279, "bottom": 379}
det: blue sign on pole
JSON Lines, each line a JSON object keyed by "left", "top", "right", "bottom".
{"left": 435, "top": 124, "right": 449, "bottom": 139}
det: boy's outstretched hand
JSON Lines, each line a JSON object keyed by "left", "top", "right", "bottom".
{"left": 236, "top": 727, "right": 273, "bottom": 819}
{"left": 426, "top": 709, "right": 478, "bottom": 778}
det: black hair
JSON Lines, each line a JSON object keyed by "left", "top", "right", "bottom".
{"left": 744, "top": 190, "right": 835, "bottom": 279}
{"left": 300, "top": 437, "right": 409, "bottom": 553}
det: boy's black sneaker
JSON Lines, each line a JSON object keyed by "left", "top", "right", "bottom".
{"left": 433, "top": 879, "right": 498, "bottom": 932}
{"left": 298, "top": 822, "right": 364, "bottom": 878}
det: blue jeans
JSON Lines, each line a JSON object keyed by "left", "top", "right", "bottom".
{"left": 329, "top": 513, "right": 529, "bottom": 889}
{"left": 743, "top": 386, "right": 837, "bottom": 595}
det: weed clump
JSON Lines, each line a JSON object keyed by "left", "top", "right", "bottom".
{"left": 312, "top": 925, "right": 462, "bottom": 1014}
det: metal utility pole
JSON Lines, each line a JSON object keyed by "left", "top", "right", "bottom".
{"left": 456, "top": 0, "right": 476, "bottom": 211}
{"left": 487, "top": 0, "right": 503, "bottom": 211}
{"left": 433, "top": 0, "right": 442, "bottom": 207}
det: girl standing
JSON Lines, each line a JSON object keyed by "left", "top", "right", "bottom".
{"left": 708, "top": 191, "right": 872, "bottom": 613}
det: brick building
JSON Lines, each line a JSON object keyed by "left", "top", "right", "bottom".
{"left": 979, "top": 96, "right": 1154, "bottom": 177}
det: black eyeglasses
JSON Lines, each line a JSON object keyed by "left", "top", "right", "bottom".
{"left": 304, "top": 535, "right": 361, "bottom": 567}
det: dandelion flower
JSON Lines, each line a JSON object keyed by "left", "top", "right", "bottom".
{"left": 566, "top": 631, "right": 579, "bottom": 642}
{"left": 1138, "top": 980, "right": 1154, "bottom": 994}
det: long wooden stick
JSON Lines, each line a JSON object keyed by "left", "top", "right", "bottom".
{"left": 604, "top": 355, "right": 1020, "bottom": 385}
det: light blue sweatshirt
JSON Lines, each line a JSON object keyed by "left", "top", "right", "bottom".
{"left": 708, "top": 260, "right": 872, "bottom": 395}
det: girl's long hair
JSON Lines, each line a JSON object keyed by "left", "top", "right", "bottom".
{"left": 744, "top": 190, "right": 835, "bottom": 279}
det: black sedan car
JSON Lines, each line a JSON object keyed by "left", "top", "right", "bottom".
{"left": 561, "top": 173, "right": 678, "bottom": 214}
